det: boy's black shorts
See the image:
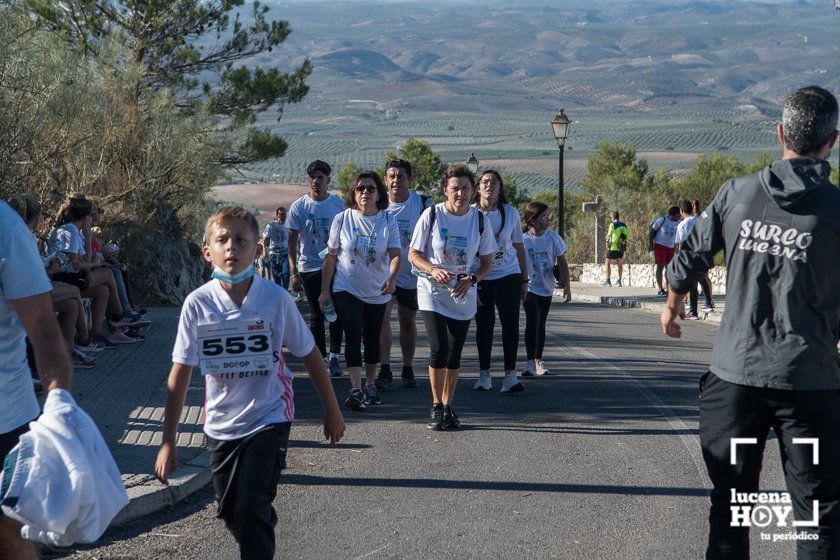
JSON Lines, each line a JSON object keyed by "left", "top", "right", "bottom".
{"left": 393, "top": 287, "right": 418, "bottom": 311}
{"left": 606, "top": 250, "right": 624, "bottom": 260}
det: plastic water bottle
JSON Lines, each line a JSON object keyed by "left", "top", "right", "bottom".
{"left": 318, "top": 247, "right": 329, "bottom": 259}
{"left": 411, "top": 267, "right": 458, "bottom": 294}
{"left": 323, "top": 300, "right": 338, "bottom": 323}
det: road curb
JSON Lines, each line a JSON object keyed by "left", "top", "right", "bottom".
{"left": 569, "top": 291, "right": 722, "bottom": 324}
{"left": 111, "top": 452, "right": 211, "bottom": 527}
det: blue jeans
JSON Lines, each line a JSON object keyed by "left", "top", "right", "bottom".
{"left": 268, "top": 252, "right": 289, "bottom": 289}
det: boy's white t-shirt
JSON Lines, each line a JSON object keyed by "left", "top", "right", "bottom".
{"left": 172, "top": 275, "right": 315, "bottom": 441}
{"left": 651, "top": 215, "right": 680, "bottom": 248}
{"left": 472, "top": 203, "right": 524, "bottom": 280}
{"left": 287, "top": 193, "right": 345, "bottom": 273}
{"left": 524, "top": 230, "right": 568, "bottom": 297}
{"left": 262, "top": 221, "right": 289, "bottom": 253}
{"left": 675, "top": 215, "right": 698, "bottom": 245}
{"left": 385, "top": 192, "right": 433, "bottom": 289}
{"left": 409, "top": 204, "right": 497, "bottom": 320}
{"left": 328, "top": 209, "right": 401, "bottom": 304}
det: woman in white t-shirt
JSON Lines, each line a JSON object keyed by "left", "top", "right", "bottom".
{"left": 675, "top": 199, "right": 714, "bottom": 319}
{"left": 521, "top": 202, "right": 572, "bottom": 377}
{"left": 320, "top": 172, "right": 401, "bottom": 412}
{"left": 408, "top": 165, "right": 496, "bottom": 431}
{"left": 470, "top": 170, "right": 529, "bottom": 394}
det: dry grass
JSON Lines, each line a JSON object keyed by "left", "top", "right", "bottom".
{"left": 211, "top": 182, "right": 315, "bottom": 221}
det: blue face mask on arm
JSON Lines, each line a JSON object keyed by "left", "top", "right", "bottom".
{"left": 211, "top": 266, "right": 254, "bottom": 284}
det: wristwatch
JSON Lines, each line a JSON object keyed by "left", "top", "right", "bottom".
{"left": 469, "top": 274, "right": 478, "bottom": 286}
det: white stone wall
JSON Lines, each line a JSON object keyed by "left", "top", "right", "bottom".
{"left": 576, "top": 263, "right": 727, "bottom": 293}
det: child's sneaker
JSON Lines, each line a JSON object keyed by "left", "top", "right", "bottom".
{"left": 344, "top": 388, "right": 366, "bottom": 411}
{"left": 602, "top": 279, "right": 611, "bottom": 286}
{"left": 364, "top": 384, "right": 381, "bottom": 405}
{"left": 473, "top": 371, "right": 492, "bottom": 391}
{"left": 536, "top": 360, "right": 550, "bottom": 376}
{"left": 500, "top": 372, "right": 525, "bottom": 393}
{"left": 615, "top": 278, "right": 622, "bottom": 287}
{"left": 521, "top": 361, "right": 536, "bottom": 377}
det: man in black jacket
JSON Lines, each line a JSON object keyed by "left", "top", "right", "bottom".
{"left": 663, "top": 85, "right": 840, "bottom": 559}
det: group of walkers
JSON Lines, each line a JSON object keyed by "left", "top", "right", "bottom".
{"left": 273, "top": 159, "right": 572, "bottom": 430}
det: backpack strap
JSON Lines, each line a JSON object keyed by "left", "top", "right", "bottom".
{"left": 478, "top": 211, "right": 484, "bottom": 236}
{"left": 424, "top": 204, "right": 436, "bottom": 254}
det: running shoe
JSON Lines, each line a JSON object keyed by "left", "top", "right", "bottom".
{"left": 521, "top": 361, "right": 536, "bottom": 378}
{"left": 473, "top": 371, "right": 492, "bottom": 391}
{"left": 344, "top": 388, "right": 366, "bottom": 411}
{"left": 72, "top": 350, "right": 95, "bottom": 369}
{"left": 92, "top": 333, "right": 118, "bottom": 349}
{"left": 328, "top": 356, "right": 343, "bottom": 378}
{"left": 685, "top": 312, "right": 699, "bottom": 320}
{"left": 427, "top": 403, "right": 444, "bottom": 430}
{"left": 615, "top": 279, "right": 622, "bottom": 287}
{"left": 364, "top": 384, "right": 381, "bottom": 405}
{"left": 124, "top": 329, "right": 146, "bottom": 340}
{"left": 702, "top": 304, "right": 715, "bottom": 313}
{"left": 442, "top": 406, "right": 461, "bottom": 430}
{"left": 657, "top": 289, "right": 667, "bottom": 297}
{"left": 535, "top": 360, "right": 550, "bottom": 376}
{"left": 76, "top": 339, "right": 107, "bottom": 353}
{"left": 500, "top": 372, "right": 525, "bottom": 394}
{"left": 602, "top": 279, "right": 611, "bottom": 286}
{"left": 402, "top": 367, "right": 419, "bottom": 388}
{"left": 108, "top": 330, "right": 138, "bottom": 344}
{"left": 375, "top": 367, "right": 392, "bottom": 391}
{"left": 110, "top": 310, "right": 150, "bottom": 328}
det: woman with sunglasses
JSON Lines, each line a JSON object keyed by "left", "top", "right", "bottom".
{"left": 408, "top": 165, "right": 496, "bottom": 430}
{"left": 470, "top": 170, "right": 529, "bottom": 394}
{"left": 319, "top": 171, "right": 401, "bottom": 411}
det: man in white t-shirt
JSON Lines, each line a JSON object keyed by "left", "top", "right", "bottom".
{"left": 263, "top": 206, "right": 289, "bottom": 289}
{"left": 376, "top": 159, "right": 433, "bottom": 391}
{"left": 0, "top": 201, "right": 73, "bottom": 560}
{"left": 647, "top": 205, "right": 681, "bottom": 296}
{"left": 287, "top": 160, "right": 346, "bottom": 377}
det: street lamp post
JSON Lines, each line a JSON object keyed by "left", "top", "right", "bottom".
{"left": 550, "top": 109, "right": 572, "bottom": 238}
{"left": 466, "top": 152, "right": 480, "bottom": 174}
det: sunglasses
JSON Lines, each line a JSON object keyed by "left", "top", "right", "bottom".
{"left": 354, "top": 185, "right": 377, "bottom": 193}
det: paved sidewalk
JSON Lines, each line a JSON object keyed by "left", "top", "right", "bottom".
{"left": 569, "top": 282, "right": 726, "bottom": 323}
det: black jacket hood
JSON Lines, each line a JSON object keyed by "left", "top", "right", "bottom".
{"left": 760, "top": 157, "right": 832, "bottom": 211}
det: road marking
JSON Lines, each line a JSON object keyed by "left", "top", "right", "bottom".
{"left": 551, "top": 336, "right": 708, "bottom": 484}
{"left": 351, "top": 543, "right": 391, "bottom": 559}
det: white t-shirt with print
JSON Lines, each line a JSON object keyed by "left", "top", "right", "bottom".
{"left": 262, "top": 221, "right": 289, "bottom": 253}
{"left": 328, "top": 209, "right": 401, "bottom": 304}
{"left": 50, "top": 223, "right": 86, "bottom": 257}
{"left": 524, "top": 230, "right": 568, "bottom": 297}
{"left": 287, "top": 194, "right": 345, "bottom": 273}
{"left": 651, "top": 215, "right": 680, "bottom": 248}
{"left": 472, "top": 203, "right": 524, "bottom": 281}
{"left": 409, "top": 204, "right": 497, "bottom": 320}
{"left": 385, "top": 192, "right": 433, "bottom": 289}
{"left": 171, "top": 275, "right": 315, "bottom": 441}
{"left": 675, "top": 215, "right": 698, "bottom": 245}
{"left": 0, "top": 202, "right": 52, "bottom": 434}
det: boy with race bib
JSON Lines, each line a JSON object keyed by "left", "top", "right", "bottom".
{"left": 155, "top": 206, "right": 344, "bottom": 560}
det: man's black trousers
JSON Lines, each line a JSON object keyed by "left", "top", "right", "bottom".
{"left": 699, "top": 372, "right": 840, "bottom": 559}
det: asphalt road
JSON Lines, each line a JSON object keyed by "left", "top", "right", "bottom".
{"left": 46, "top": 301, "right": 793, "bottom": 560}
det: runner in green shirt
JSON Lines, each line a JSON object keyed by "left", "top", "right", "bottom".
{"left": 604, "top": 211, "right": 629, "bottom": 286}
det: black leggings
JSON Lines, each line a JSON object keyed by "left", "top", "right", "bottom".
{"left": 332, "top": 290, "right": 387, "bottom": 368}
{"left": 475, "top": 273, "right": 522, "bottom": 371}
{"left": 523, "top": 293, "right": 552, "bottom": 360}
{"left": 300, "top": 270, "right": 343, "bottom": 356}
{"left": 421, "top": 311, "right": 471, "bottom": 370}
{"left": 688, "top": 274, "right": 714, "bottom": 314}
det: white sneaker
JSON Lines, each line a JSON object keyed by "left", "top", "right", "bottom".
{"left": 500, "top": 372, "right": 525, "bottom": 393}
{"left": 473, "top": 371, "right": 492, "bottom": 391}
{"left": 535, "top": 360, "right": 550, "bottom": 376}
{"left": 520, "top": 361, "right": 536, "bottom": 377}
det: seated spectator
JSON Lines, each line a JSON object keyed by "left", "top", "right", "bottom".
{"left": 48, "top": 195, "right": 144, "bottom": 347}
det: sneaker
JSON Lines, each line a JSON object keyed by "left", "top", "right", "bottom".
{"left": 657, "top": 289, "right": 667, "bottom": 297}
{"left": 602, "top": 279, "right": 611, "bottom": 286}
{"left": 615, "top": 278, "right": 622, "bottom": 287}
{"left": 109, "top": 310, "right": 149, "bottom": 327}
{"left": 427, "top": 403, "right": 444, "bottom": 430}
{"left": 535, "top": 360, "right": 550, "bottom": 376}
{"left": 402, "top": 367, "right": 419, "bottom": 388}
{"left": 72, "top": 350, "right": 95, "bottom": 369}
{"left": 685, "top": 312, "right": 699, "bottom": 320}
{"left": 108, "top": 330, "right": 138, "bottom": 344}
{"left": 473, "top": 371, "right": 492, "bottom": 391}
{"left": 123, "top": 329, "right": 146, "bottom": 340}
{"left": 375, "top": 367, "right": 392, "bottom": 391}
{"left": 702, "top": 303, "right": 715, "bottom": 313}
{"left": 441, "top": 406, "right": 461, "bottom": 430}
{"left": 521, "top": 361, "right": 536, "bottom": 377}
{"left": 500, "top": 372, "right": 525, "bottom": 394}
{"left": 364, "top": 384, "right": 381, "bottom": 405}
{"left": 328, "top": 356, "right": 343, "bottom": 378}
{"left": 92, "top": 333, "right": 118, "bottom": 349}
{"left": 344, "top": 388, "right": 366, "bottom": 411}
{"left": 76, "top": 339, "right": 106, "bottom": 353}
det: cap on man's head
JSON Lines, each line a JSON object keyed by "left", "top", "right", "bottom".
{"left": 306, "top": 160, "right": 331, "bottom": 177}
